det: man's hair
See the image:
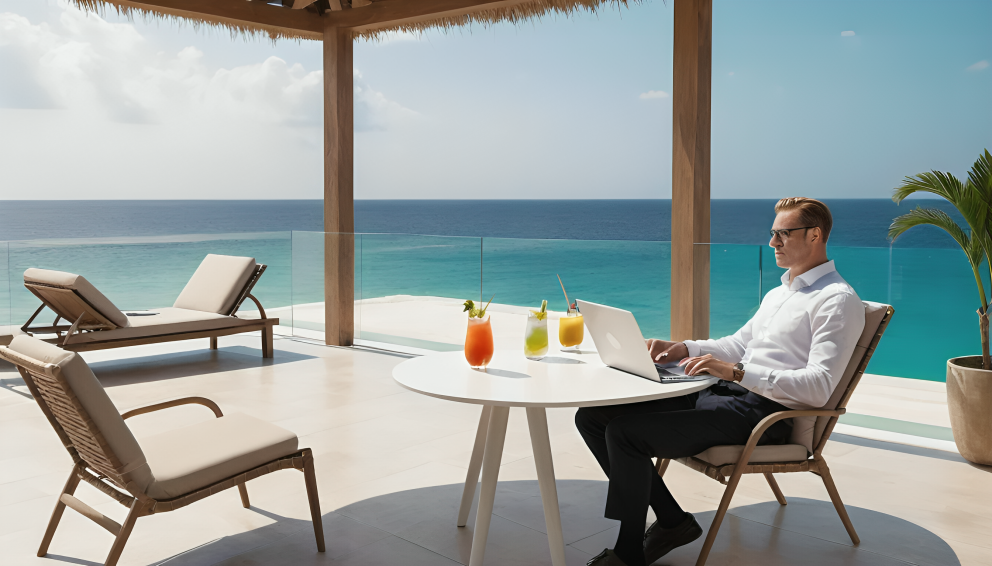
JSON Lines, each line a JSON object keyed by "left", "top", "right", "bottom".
{"left": 774, "top": 197, "right": 833, "bottom": 242}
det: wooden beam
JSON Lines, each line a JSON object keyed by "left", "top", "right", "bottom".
{"left": 114, "top": 0, "right": 323, "bottom": 39}
{"left": 322, "top": 0, "right": 533, "bottom": 32}
{"left": 323, "top": 23, "right": 355, "bottom": 347}
{"left": 670, "top": 0, "right": 712, "bottom": 341}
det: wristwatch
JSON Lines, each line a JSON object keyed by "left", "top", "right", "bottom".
{"left": 732, "top": 362, "right": 745, "bottom": 383}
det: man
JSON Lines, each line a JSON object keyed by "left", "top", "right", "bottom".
{"left": 578, "top": 197, "right": 866, "bottom": 566}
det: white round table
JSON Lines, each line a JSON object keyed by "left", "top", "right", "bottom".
{"left": 393, "top": 349, "right": 716, "bottom": 566}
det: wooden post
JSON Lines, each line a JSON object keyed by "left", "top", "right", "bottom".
{"left": 323, "top": 22, "right": 355, "bottom": 346}
{"left": 671, "top": 0, "right": 712, "bottom": 341}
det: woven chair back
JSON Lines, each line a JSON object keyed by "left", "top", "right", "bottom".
{"left": 0, "top": 345, "right": 135, "bottom": 489}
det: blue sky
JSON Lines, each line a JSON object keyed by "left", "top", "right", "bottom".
{"left": 0, "top": 0, "right": 988, "bottom": 199}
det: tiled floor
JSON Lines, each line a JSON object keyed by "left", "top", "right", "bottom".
{"left": 1, "top": 335, "right": 990, "bottom": 566}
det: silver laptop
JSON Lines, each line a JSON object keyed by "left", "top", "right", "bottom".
{"left": 575, "top": 299, "right": 712, "bottom": 383}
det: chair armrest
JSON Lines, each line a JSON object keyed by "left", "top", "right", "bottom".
{"left": 728, "top": 408, "right": 846, "bottom": 470}
{"left": 244, "top": 294, "right": 267, "bottom": 319}
{"left": 121, "top": 397, "right": 223, "bottom": 420}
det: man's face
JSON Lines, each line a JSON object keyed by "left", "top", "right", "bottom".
{"left": 769, "top": 209, "right": 818, "bottom": 268}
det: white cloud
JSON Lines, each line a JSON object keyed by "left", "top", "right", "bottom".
{"left": 840, "top": 30, "right": 855, "bottom": 37}
{"left": 966, "top": 60, "right": 989, "bottom": 72}
{"left": 0, "top": 2, "right": 419, "bottom": 199}
{"left": 639, "top": 90, "right": 668, "bottom": 100}
{"left": 0, "top": 5, "right": 417, "bottom": 129}
{"left": 728, "top": 72, "right": 734, "bottom": 76}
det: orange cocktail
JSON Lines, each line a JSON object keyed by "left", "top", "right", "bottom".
{"left": 559, "top": 312, "right": 584, "bottom": 348}
{"left": 464, "top": 315, "right": 494, "bottom": 368}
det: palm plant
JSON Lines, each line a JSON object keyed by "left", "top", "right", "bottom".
{"left": 889, "top": 149, "right": 992, "bottom": 369}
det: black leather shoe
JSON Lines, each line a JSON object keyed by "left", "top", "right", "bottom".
{"left": 643, "top": 513, "right": 703, "bottom": 564}
{"left": 586, "top": 548, "right": 630, "bottom": 566}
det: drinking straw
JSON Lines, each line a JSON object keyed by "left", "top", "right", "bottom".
{"left": 557, "top": 274, "right": 571, "bottom": 313}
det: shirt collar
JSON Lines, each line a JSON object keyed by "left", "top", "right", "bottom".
{"left": 780, "top": 260, "right": 836, "bottom": 291}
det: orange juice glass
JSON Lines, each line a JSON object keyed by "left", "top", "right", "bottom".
{"left": 464, "top": 315, "right": 494, "bottom": 368}
{"left": 559, "top": 312, "right": 584, "bottom": 348}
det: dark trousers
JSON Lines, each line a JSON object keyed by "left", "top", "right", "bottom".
{"left": 575, "top": 382, "right": 791, "bottom": 532}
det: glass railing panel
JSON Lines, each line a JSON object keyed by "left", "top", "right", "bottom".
{"left": 289, "top": 231, "right": 362, "bottom": 342}
{"left": 1, "top": 241, "right": 9, "bottom": 331}
{"left": 8, "top": 232, "right": 293, "bottom": 340}
{"left": 876, "top": 246, "right": 981, "bottom": 381}
{"left": 704, "top": 243, "right": 763, "bottom": 339}
{"left": 357, "top": 233, "right": 480, "bottom": 351}
{"left": 482, "top": 238, "right": 671, "bottom": 350}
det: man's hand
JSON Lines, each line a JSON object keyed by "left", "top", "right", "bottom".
{"left": 679, "top": 354, "right": 737, "bottom": 381}
{"left": 645, "top": 340, "right": 689, "bottom": 366}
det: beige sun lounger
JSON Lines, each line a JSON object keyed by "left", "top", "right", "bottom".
{"left": 21, "top": 254, "right": 278, "bottom": 357}
{"left": 0, "top": 335, "right": 324, "bottom": 566}
{"left": 655, "top": 301, "right": 894, "bottom": 566}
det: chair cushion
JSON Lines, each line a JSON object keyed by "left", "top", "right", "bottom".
{"left": 66, "top": 307, "right": 258, "bottom": 344}
{"left": 173, "top": 255, "right": 257, "bottom": 315}
{"left": 140, "top": 413, "right": 298, "bottom": 500}
{"left": 4, "top": 336, "right": 152, "bottom": 491}
{"left": 24, "top": 268, "right": 129, "bottom": 328}
{"left": 693, "top": 444, "right": 810, "bottom": 467}
{"left": 0, "top": 325, "right": 25, "bottom": 346}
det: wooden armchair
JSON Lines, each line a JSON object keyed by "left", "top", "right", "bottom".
{"left": 656, "top": 302, "right": 894, "bottom": 566}
{"left": 0, "top": 335, "right": 324, "bottom": 566}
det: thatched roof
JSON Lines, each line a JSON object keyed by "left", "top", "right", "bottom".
{"left": 74, "top": 0, "right": 632, "bottom": 42}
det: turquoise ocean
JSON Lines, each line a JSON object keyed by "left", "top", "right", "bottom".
{"left": 0, "top": 199, "right": 977, "bottom": 382}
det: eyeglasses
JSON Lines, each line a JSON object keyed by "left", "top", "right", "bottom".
{"left": 769, "top": 226, "right": 817, "bottom": 240}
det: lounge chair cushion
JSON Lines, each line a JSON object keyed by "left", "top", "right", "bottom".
{"left": 4, "top": 336, "right": 153, "bottom": 491}
{"left": 173, "top": 255, "right": 256, "bottom": 315}
{"left": 140, "top": 413, "right": 299, "bottom": 500}
{"left": 693, "top": 443, "right": 809, "bottom": 467}
{"left": 66, "top": 307, "right": 258, "bottom": 344}
{"left": 0, "top": 325, "right": 25, "bottom": 346}
{"left": 24, "top": 268, "right": 129, "bottom": 328}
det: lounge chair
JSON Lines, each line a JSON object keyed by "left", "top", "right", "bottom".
{"left": 656, "top": 301, "right": 894, "bottom": 566}
{"left": 20, "top": 254, "right": 278, "bottom": 357}
{"left": 0, "top": 335, "right": 324, "bottom": 566}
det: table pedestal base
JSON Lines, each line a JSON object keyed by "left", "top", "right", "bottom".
{"left": 459, "top": 405, "right": 567, "bottom": 566}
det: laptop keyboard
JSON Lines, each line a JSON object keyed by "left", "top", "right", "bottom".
{"left": 656, "top": 365, "right": 712, "bottom": 382}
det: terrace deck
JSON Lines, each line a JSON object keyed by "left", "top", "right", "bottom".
{"left": 0, "top": 335, "right": 988, "bottom": 565}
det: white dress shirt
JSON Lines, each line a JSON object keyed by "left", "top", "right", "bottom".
{"left": 684, "top": 260, "right": 865, "bottom": 410}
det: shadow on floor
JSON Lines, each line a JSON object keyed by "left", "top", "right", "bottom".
{"left": 86, "top": 346, "right": 317, "bottom": 387}
{"left": 151, "top": 480, "right": 959, "bottom": 566}
{"left": 832, "top": 433, "right": 968, "bottom": 464}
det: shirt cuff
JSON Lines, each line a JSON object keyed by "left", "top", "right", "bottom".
{"left": 739, "top": 363, "right": 772, "bottom": 393}
{"left": 683, "top": 340, "right": 701, "bottom": 358}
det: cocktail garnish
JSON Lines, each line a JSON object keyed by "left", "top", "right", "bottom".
{"left": 464, "top": 295, "right": 496, "bottom": 318}
{"left": 531, "top": 299, "right": 548, "bottom": 321}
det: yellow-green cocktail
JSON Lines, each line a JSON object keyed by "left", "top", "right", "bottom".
{"left": 524, "top": 300, "right": 549, "bottom": 358}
